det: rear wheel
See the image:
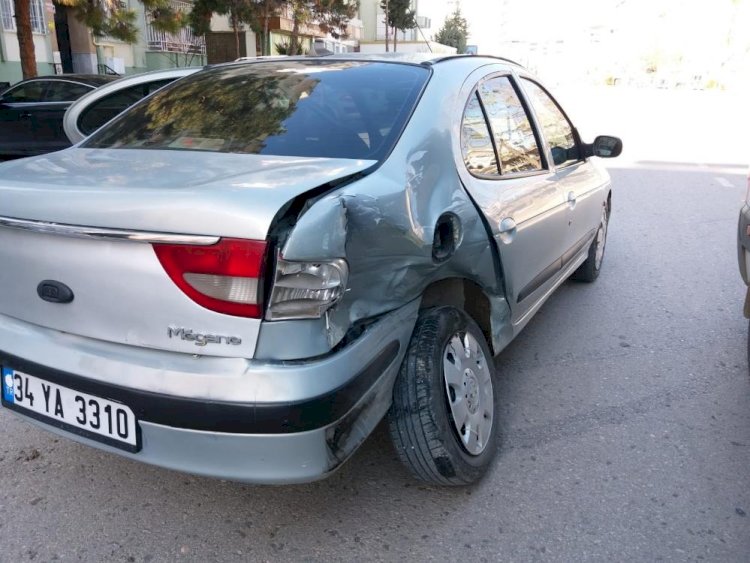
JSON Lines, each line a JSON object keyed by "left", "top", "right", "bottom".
{"left": 571, "top": 203, "right": 609, "bottom": 282}
{"left": 388, "top": 307, "right": 499, "bottom": 486}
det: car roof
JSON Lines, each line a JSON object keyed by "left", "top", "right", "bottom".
{"left": 328, "top": 53, "right": 523, "bottom": 68}
{"left": 224, "top": 53, "right": 524, "bottom": 70}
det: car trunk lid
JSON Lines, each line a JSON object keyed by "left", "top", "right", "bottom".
{"left": 0, "top": 148, "right": 375, "bottom": 357}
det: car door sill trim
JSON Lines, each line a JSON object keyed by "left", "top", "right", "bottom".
{"left": 561, "top": 228, "right": 596, "bottom": 267}
{"left": 517, "top": 258, "right": 561, "bottom": 303}
{"left": 516, "top": 228, "right": 596, "bottom": 304}
{"left": 512, "top": 252, "right": 589, "bottom": 330}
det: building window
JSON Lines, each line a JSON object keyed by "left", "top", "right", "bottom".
{"left": 0, "top": 0, "right": 14, "bottom": 30}
{"left": 146, "top": 0, "right": 206, "bottom": 56}
{"left": 1, "top": 0, "right": 47, "bottom": 34}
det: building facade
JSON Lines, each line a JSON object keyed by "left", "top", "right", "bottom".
{"left": 205, "top": 5, "right": 363, "bottom": 65}
{"left": 358, "top": 0, "right": 455, "bottom": 54}
{"left": 0, "top": 1, "right": 370, "bottom": 86}
{"left": 0, "top": 0, "right": 206, "bottom": 86}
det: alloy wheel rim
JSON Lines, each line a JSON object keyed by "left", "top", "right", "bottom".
{"left": 442, "top": 331, "right": 494, "bottom": 456}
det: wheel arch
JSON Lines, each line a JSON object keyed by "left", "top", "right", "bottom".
{"left": 419, "top": 278, "right": 496, "bottom": 355}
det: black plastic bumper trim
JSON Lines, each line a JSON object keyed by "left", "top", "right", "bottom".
{"left": 0, "top": 341, "right": 399, "bottom": 435}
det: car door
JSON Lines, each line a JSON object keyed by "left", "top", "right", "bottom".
{"left": 519, "top": 77, "right": 605, "bottom": 265}
{"left": 456, "top": 71, "right": 569, "bottom": 324}
{"left": 0, "top": 80, "right": 46, "bottom": 156}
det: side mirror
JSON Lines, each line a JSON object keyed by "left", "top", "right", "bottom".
{"left": 586, "top": 135, "right": 623, "bottom": 158}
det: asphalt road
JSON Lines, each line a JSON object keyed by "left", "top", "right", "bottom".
{"left": 1, "top": 92, "right": 749, "bottom": 562}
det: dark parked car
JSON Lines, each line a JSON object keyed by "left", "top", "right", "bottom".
{"left": 0, "top": 75, "right": 117, "bottom": 157}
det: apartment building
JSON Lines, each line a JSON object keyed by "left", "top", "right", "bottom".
{"left": 205, "top": 5, "right": 362, "bottom": 63}
{"left": 0, "top": 0, "right": 206, "bottom": 85}
{"left": 0, "top": 1, "right": 365, "bottom": 85}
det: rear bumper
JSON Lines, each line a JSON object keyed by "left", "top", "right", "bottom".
{"left": 0, "top": 300, "right": 419, "bottom": 483}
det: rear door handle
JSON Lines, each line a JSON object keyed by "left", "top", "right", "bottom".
{"left": 567, "top": 191, "right": 577, "bottom": 208}
{"left": 19, "top": 112, "right": 32, "bottom": 119}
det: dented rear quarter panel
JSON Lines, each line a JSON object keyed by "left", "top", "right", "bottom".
{"left": 279, "top": 59, "right": 510, "bottom": 353}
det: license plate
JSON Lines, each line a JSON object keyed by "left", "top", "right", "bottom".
{"left": 1, "top": 367, "right": 140, "bottom": 452}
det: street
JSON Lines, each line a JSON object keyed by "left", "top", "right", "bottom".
{"left": 1, "top": 88, "right": 749, "bottom": 561}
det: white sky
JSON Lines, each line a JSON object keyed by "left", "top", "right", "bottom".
{"left": 419, "top": 0, "right": 747, "bottom": 58}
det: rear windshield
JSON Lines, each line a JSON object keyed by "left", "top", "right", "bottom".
{"left": 84, "top": 60, "right": 429, "bottom": 161}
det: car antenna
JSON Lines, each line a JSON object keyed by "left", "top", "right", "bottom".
{"left": 414, "top": 19, "right": 433, "bottom": 53}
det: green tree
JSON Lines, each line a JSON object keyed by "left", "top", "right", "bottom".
{"left": 379, "top": 0, "right": 415, "bottom": 52}
{"left": 315, "top": 0, "right": 358, "bottom": 40}
{"left": 189, "top": 0, "right": 262, "bottom": 58}
{"left": 287, "top": 0, "right": 313, "bottom": 55}
{"left": 434, "top": 6, "right": 468, "bottom": 54}
{"left": 256, "top": 0, "right": 284, "bottom": 56}
{"left": 287, "top": 0, "right": 357, "bottom": 55}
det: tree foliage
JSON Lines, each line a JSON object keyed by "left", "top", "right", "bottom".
{"left": 275, "top": 39, "right": 307, "bottom": 55}
{"left": 190, "top": 0, "right": 357, "bottom": 57}
{"left": 56, "top": 0, "right": 187, "bottom": 42}
{"left": 250, "top": 0, "right": 285, "bottom": 57}
{"left": 315, "top": 0, "right": 358, "bottom": 40}
{"left": 286, "top": 0, "right": 313, "bottom": 55}
{"left": 189, "top": 0, "right": 260, "bottom": 58}
{"left": 14, "top": 0, "right": 358, "bottom": 79}
{"left": 434, "top": 7, "right": 468, "bottom": 54}
{"left": 379, "top": 0, "right": 415, "bottom": 51}
{"left": 286, "top": 0, "right": 355, "bottom": 55}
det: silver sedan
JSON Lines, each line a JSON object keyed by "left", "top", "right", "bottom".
{"left": 0, "top": 54, "right": 621, "bottom": 485}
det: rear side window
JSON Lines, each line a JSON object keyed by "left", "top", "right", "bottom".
{"left": 461, "top": 92, "right": 499, "bottom": 176}
{"left": 85, "top": 61, "right": 430, "bottom": 161}
{"left": 521, "top": 79, "right": 580, "bottom": 167}
{"left": 78, "top": 79, "right": 175, "bottom": 136}
{"left": 479, "top": 76, "right": 542, "bottom": 174}
{"left": 44, "top": 81, "right": 92, "bottom": 102}
{"left": 2, "top": 81, "right": 45, "bottom": 103}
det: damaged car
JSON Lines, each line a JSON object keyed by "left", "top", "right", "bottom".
{"left": 0, "top": 54, "right": 621, "bottom": 485}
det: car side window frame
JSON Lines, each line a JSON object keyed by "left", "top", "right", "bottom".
{"left": 42, "top": 80, "right": 93, "bottom": 103}
{"left": 76, "top": 82, "right": 167, "bottom": 137}
{"left": 516, "top": 75, "right": 584, "bottom": 169}
{"left": 460, "top": 89, "right": 501, "bottom": 178}
{"left": 463, "top": 72, "right": 550, "bottom": 181}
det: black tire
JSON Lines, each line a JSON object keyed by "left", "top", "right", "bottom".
{"left": 571, "top": 202, "right": 609, "bottom": 282}
{"left": 388, "top": 306, "right": 500, "bottom": 486}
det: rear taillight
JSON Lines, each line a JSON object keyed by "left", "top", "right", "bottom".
{"left": 267, "top": 256, "right": 348, "bottom": 320}
{"left": 153, "top": 238, "right": 267, "bottom": 318}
